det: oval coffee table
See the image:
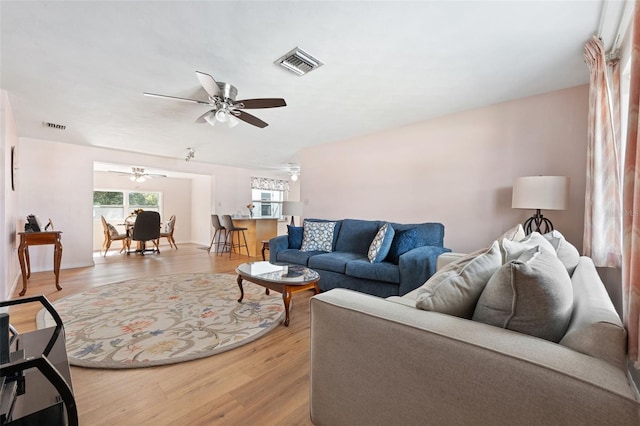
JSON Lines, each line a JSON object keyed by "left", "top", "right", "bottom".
{"left": 235, "top": 261, "right": 320, "bottom": 326}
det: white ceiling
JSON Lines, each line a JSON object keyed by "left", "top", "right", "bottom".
{"left": 0, "top": 1, "right": 621, "bottom": 171}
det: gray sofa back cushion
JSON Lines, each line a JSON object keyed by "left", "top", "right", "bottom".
{"left": 559, "top": 256, "right": 627, "bottom": 369}
{"left": 472, "top": 246, "right": 573, "bottom": 343}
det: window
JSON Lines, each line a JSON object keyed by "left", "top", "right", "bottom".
{"left": 251, "top": 189, "right": 283, "bottom": 218}
{"left": 93, "top": 190, "right": 161, "bottom": 221}
{"left": 249, "top": 176, "right": 289, "bottom": 219}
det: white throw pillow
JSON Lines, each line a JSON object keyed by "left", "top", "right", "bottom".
{"left": 300, "top": 221, "right": 336, "bottom": 252}
{"left": 472, "top": 246, "right": 573, "bottom": 343}
{"left": 497, "top": 224, "right": 525, "bottom": 243}
{"left": 415, "top": 241, "right": 502, "bottom": 319}
{"left": 501, "top": 232, "right": 556, "bottom": 262}
{"left": 543, "top": 230, "right": 580, "bottom": 276}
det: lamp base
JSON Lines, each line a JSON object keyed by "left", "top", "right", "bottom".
{"left": 523, "top": 209, "right": 554, "bottom": 235}
{"left": 290, "top": 216, "right": 295, "bottom": 226}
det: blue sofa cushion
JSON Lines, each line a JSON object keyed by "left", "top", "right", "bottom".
{"left": 277, "top": 249, "right": 324, "bottom": 266}
{"left": 335, "top": 219, "right": 381, "bottom": 254}
{"left": 309, "top": 252, "right": 365, "bottom": 274}
{"left": 391, "top": 222, "right": 444, "bottom": 247}
{"left": 301, "top": 221, "right": 337, "bottom": 252}
{"left": 386, "top": 227, "right": 418, "bottom": 264}
{"left": 287, "top": 225, "right": 303, "bottom": 249}
{"left": 346, "top": 259, "right": 401, "bottom": 284}
{"left": 368, "top": 223, "right": 395, "bottom": 263}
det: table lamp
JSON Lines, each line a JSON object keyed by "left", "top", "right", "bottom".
{"left": 282, "top": 201, "right": 303, "bottom": 226}
{"left": 512, "top": 176, "right": 569, "bottom": 234}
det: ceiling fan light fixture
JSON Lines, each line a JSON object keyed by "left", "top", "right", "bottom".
{"left": 204, "top": 111, "right": 217, "bottom": 126}
{"left": 215, "top": 109, "right": 228, "bottom": 123}
{"left": 227, "top": 114, "right": 239, "bottom": 128}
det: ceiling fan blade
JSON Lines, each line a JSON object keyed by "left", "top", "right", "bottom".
{"left": 196, "top": 71, "right": 222, "bottom": 98}
{"left": 143, "top": 92, "right": 209, "bottom": 105}
{"left": 235, "top": 98, "right": 287, "bottom": 109}
{"left": 235, "top": 110, "right": 269, "bottom": 128}
{"left": 195, "top": 110, "right": 214, "bottom": 123}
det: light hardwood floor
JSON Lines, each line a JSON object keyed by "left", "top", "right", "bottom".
{"left": 8, "top": 244, "right": 315, "bottom": 425}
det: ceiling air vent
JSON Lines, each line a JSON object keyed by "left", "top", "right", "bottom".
{"left": 275, "top": 47, "right": 323, "bottom": 76}
{"left": 43, "top": 121, "right": 66, "bottom": 130}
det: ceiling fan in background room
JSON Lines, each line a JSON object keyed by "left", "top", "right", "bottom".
{"left": 109, "top": 167, "right": 167, "bottom": 183}
{"left": 144, "top": 71, "right": 287, "bottom": 128}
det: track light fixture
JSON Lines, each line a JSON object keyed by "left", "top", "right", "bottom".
{"left": 185, "top": 147, "right": 195, "bottom": 162}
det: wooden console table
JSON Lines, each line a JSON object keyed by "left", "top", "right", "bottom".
{"left": 17, "top": 231, "right": 63, "bottom": 296}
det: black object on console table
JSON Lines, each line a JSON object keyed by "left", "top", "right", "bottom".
{"left": 0, "top": 295, "right": 77, "bottom": 426}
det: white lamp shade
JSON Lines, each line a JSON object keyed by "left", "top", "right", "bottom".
{"left": 282, "top": 201, "right": 303, "bottom": 216}
{"left": 512, "top": 176, "right": 570, "bottom": 210}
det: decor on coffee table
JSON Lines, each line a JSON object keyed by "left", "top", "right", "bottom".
{"left": 36, "top": 273, "right": 285, "bottom": 368}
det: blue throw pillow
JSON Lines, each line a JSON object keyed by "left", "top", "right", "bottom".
{"left": 368, "top": 223, "right": 395, "bottom": 263}
{"left": 385, "top": 227, "right": 418, "bottom": 264}
{"left": 287, "top": 225, "right": 303, "bottom": 249}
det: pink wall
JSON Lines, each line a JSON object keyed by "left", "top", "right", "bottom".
{"left": 300, "top": 85, "right": 589, "bottom": 253}
{"left": 1, "top": 90, "right": 20, "bottom": 300}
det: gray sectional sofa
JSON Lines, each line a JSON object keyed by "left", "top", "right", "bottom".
{"left": 309, "top": 229, "right": 640, "bottom": 425}
{"left": 269, "top": 218, "right": 450, "bottom": 297}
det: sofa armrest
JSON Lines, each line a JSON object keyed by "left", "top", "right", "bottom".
{"left": 268, "top": 235, "right": 289, "bottom": 263}
{"left": 310, "top": 289, "right": 639, "bottom": 426}
{"left": 436, "top": 252, "right": 466, "bottom": 270}
{"left": 397, "top": 245, "right": 451, "bottom": 295}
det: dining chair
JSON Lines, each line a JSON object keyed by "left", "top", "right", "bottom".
{"left": 100, "top": 215, "right": 129, "bottom": 256}
{"left": 158, "top": 214, "right": 177, "bottom": 249}
{"left": 207, "top": 214, "right": 227, "bottom": 253}
{"left": 220, "top": 215, "right": 250, "bottom": 257}
{"left": 127, "top": 211, "right": 161, "bottom": 255}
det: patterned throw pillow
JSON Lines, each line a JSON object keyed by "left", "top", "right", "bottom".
{"left": 300, "top": 221, "right": 337, "bottom": 252}
{"left": 367, "top": 223, "right": 395, "bottom": 263}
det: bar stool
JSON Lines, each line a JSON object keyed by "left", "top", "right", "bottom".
{"left": 220, "top": 215, "right": 250, "bottom": 257}
{"left": 207, "top": 214, "right": 227, "bottom": 253}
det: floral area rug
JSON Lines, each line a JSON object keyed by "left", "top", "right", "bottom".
{"left": 36, "top": 273, "right": 285, "bottom": 369}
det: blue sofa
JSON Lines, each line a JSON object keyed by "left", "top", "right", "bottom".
{"left": 269, "top": 218, "right": 450, "bottom": 297}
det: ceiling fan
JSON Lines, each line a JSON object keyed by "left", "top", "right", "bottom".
{"left": 143, "top": 71, "right": 287, "bottom": 128}
{"left": 109, "top": 167, "right": 167, "bottom": 183}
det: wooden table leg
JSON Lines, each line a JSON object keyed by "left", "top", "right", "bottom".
{"left": 282, "top": 286, "right": 292, "bottom": 327}
{"left": 236, "top": 276, "right": 244, "bottom": 303}
{"left": 17, "top": 240, "right": 28, "bottom": 297}
{"left": 53, "top": 237, "right": 63, "bottom": 291}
